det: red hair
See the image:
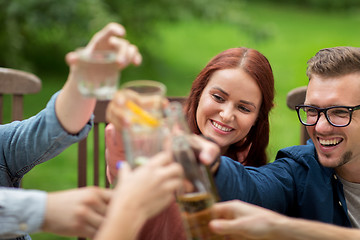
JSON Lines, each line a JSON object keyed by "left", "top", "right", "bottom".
{"left": 185, "top": 48, "right": 274, "bottom": 166}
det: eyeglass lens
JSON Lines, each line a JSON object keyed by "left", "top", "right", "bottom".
{"left": 298, "top": 106, "right": 351, "bottom": 126}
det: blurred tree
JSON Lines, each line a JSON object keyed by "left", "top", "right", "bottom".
{"left": 104, "top": 0, "right": 270, "bottom": 52}
{"left": 102, "top": 0, "right": 272, "bottom": 81}
{"left": 248, "top": 0, "right": 360, "bottom": 10}
{"left": 0, "top": 0, "right": 271, "bottom": 75}
{"left": 0, "top": 0, "right": 118, "bottom": 73}
{"left": 1, "top": 0, "right": 359, "bottom": 75}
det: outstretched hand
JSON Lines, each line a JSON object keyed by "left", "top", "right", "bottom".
{"left": 56, "top": 22, "right": 142, "bottom": 134}
{"left": 66, "top": 22, "right": 142, "bottom": 69}
{"left": 209, "top": 200, "right": 284, "bottom": 239}
{"left": 42, "top": 187, "right": 112, "bottom": 238}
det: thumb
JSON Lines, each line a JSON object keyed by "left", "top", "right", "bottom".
{"left": 209, "top": 219, "right": 240, "bottom": 235}
{"left": 65, "top": 51, "right": 79, "bottom": 66}
{"left": 117, "top": 161, "right": 131, "bottom": 181}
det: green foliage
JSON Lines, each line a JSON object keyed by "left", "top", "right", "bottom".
{"left": 104, "top": 0, "right": 272, "bottom": 48}
{"left": 247, "top": 0, "right": 360, "bottom": 10}
{"left": 102, "top": 0, "right": 273, "bottom": 87}
{"left": 1, "top": 0, "right": 359, "bottom": 75}
{"left": 0, "top": 0, "right": 273, "bottom": 76}
{"left": 0, "top": 0, "right": 118, "bottom": 73}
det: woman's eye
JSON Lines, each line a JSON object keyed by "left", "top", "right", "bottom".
{"left": 238, "top": 105, "right": 251, "bottom": 113}
{"left": 211, "top": 94, "right": 224, "bottom": 102}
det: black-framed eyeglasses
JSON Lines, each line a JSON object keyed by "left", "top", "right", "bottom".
{"left": 295, "top": 104, "right": 360, "bottom": 127}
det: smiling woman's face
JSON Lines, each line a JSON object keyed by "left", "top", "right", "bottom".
{"left": 196, "top": 68, "right": 262, "bottom": 152}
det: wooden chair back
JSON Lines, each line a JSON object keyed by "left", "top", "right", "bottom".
{"left": 286, "top": 86, "right": 309, "bottom": 145}
{"left": 0, "top": 67, "right": 42, "bottom": 124}
{"left": 77, "top": 100, "right": 111, "bottom": 189}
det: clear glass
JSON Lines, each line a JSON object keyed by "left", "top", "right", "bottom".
{"left": 166, "top": 102, "right": 224, "bottom": 240}
{"left": 121, "top": 80, "right": 167, "bottom": 168}
{"left": 76, "top": 48, "right": 120, "bottom": 100}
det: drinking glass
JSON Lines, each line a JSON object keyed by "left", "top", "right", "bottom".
{"left": 165, "top": 102, "right": 225, "bottom": 240}
{"left": 121, "top": 80, "right": 167, "bottom": 168}
{"left": 76, "top": 48, "right": 120, "bottom": 100}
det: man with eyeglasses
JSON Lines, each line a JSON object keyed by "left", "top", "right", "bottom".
{"left": 205, "top": 46, "right": 360, "bottom": 232}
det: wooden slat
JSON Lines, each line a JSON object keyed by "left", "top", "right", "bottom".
{"left": 93, "top": 124, "right": 100, "bottom": 186}
{"left": 93, "top": 100, "right": 110, "bottom": 123}
{"left": 0, "top": 94, "right": 3, "bottom": 124}
{"left": 300, "top": 125, "right": 310, "bottom": 145}
{"left": 286, "top": 86, "right": 307, "bottom": 110}
{"left": 286, "top": 86, "right": 309, "bottom": 145}
{"left": 12, "top": 95, "right": 23, "bottom": 121}
{"left": 0, "top": 68, "right": 42, "bottom": 124}
{"left": 0, "top": 67, "right": 41, "bottom": 94}
{"left": 78, "top": 139, "right": 87, "bottom": 188}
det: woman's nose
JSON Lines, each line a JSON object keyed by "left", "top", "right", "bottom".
{"left": 219, "top": 106, "right": 235, "bottom": 122}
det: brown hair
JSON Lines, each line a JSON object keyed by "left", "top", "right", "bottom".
{"left": 307, "top": 46, "right": 360, "bottom": 79}
{"left": 184, "top": 47, "right": 275, "bottom": 167}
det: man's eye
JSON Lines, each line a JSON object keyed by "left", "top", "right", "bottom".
{"left": 331, "top": 109, "right": 349, "bottom": 118}
{"left": 306, "top": 108, "right": 318, "bottom": 116}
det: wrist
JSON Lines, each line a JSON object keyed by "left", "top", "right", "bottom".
{"left": 269, "top": 214, "right": 293, "bottom": 239}
{"left": 210, "top": 155, "right": 221, "bottom": 175}
{"left": 102, "top": 200, "right": 148, "bottom": 239}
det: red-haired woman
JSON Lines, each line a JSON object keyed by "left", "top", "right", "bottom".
{"left": 105, "top": 47, "right": 275, "bottom": 240}
{"left": 185, "top": 47, "right": 274, "bottom": 166}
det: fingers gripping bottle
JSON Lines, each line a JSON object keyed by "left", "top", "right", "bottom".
{"left": 165, "top": 102, "right": 225, "bottom": 240}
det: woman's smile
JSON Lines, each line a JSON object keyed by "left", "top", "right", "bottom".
{"left": 210, "top": 119, "right": 234, "bottom": 133}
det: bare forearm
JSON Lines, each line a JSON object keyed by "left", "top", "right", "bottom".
{"left": 94, "top": 204, "right": 146, "bottom": 240}
{"left": 211, "top": 201, "right": 360, "bottom": 240}
{"left": 274, "top": 217, "right": 360, "bottom": 240}
{"left": 55, "top": 71, "right": 96, "bottom": 134}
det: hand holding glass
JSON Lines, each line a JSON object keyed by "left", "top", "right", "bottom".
{"left": 165, "top": 102, "right": 225, "bottom": 240}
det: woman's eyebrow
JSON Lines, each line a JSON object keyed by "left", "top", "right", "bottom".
{"left": 212, "top": 86, "right": 229, "bottom": 96}
{"left": 239, "top": 100, "right": 257, "bottom": 109}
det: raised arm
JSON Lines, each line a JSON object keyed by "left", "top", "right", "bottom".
{"left": 56, "top": 23, "right": 142, "bottom": 134}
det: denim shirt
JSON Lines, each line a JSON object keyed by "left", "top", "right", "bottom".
{"left": 215, "top": 140, "right": 351, "bottom": 227}
{"left": 0, "top": 92, "right": 93, "bottom": 240}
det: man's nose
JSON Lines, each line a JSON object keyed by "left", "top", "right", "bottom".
{"left": 314, "top": 112, "right": 333, "bottom": 132}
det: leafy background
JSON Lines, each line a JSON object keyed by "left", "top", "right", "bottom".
{"left": 1, "top": 0, "right": 360, "bottom": 239}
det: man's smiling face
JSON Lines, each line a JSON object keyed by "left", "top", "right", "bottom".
{"left": 305, "top": 72, "right": 360, "bottom": 173}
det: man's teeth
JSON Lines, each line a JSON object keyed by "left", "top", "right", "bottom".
{"left": 212, "top": 121, "right": 232, "bottom": 132}
{"left": 319, "top": 139, "right": 341, "bottom": 146}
